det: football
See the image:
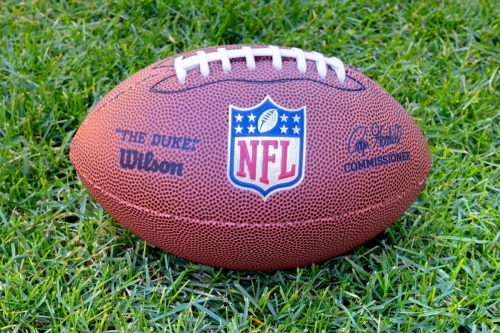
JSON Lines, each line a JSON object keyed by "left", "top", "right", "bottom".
{"left": 70, "top": 45, "right": 431, "bottom": 270}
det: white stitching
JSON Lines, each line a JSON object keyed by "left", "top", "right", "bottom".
{"left": 269, "top": 45, "right": 282, "bottom": 70}
{"left": 291, "top": 47, "right": 307, "bottom": 74}
{"left": 174, "top": 56, "right": 186, "bottom": 82}
{"left": 311, "top": 51, "right": 327, "bottom": 79}
{"left": 217, "top": 47, "right": 231, "bottom": 72}
{"left": 196, "top": 51, "right": 209, "bottom": 77}
{"left": 328, "top": 56, "right": 345, "bottom": 81}
{"left": 174, "top": 46, "right": 346, "bottom": 83}
{"left": 242, "top": 46, "right": 255, "bottom": 70}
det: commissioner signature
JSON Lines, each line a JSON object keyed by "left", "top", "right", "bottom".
{"left": 347, "top": 123, "right": 402, "bottom": 156}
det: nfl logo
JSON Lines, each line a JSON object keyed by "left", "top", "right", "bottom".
{"left": 227, "top": 95, "right": 306, "bottom": 199}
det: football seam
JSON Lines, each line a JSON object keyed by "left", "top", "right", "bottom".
{"left": 86, "top": 59, "right": 363, "bottom": 118}
{"left": 88, "top": 72, "right": 161, "bottom": 115}
{"left": 75, "top": 167, "right": 427, "bottom": 227}
{"left": 148, "top": 72, "right": 365, "bottom": 95}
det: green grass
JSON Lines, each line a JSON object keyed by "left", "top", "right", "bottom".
{"left": 0, "top": 0, "right": 498, "bottom": 331}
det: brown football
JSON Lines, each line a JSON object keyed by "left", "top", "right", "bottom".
{"left": 70, "top": 45, "right": 431, "bottom": 270}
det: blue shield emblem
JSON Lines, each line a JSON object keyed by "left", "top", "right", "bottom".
{"left": 227, "top": 95, "right": 306, "bottom": 199}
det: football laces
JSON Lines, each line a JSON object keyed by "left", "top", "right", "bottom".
{"left": 174, "top": 46, "right": 345, "bottom": 83}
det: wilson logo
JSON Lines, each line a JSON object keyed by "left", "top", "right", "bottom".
{"left": 119, "top": 148, "right": 183, "bottom": 176}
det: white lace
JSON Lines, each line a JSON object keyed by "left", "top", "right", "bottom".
{"left": 174, "top": 46, "right": 345, "bottom": 83}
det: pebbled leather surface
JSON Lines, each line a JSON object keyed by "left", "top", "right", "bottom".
{"left": 70, "top": 45, "right": 431, "bottom": 270}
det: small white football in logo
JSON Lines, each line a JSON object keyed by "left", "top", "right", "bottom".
{"left": 258, "top": 109, "right": 278, "bottom": 133}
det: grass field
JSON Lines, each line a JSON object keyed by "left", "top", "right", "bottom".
{"left": 0, "top": 0, "right": 498, "bottom": 332}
